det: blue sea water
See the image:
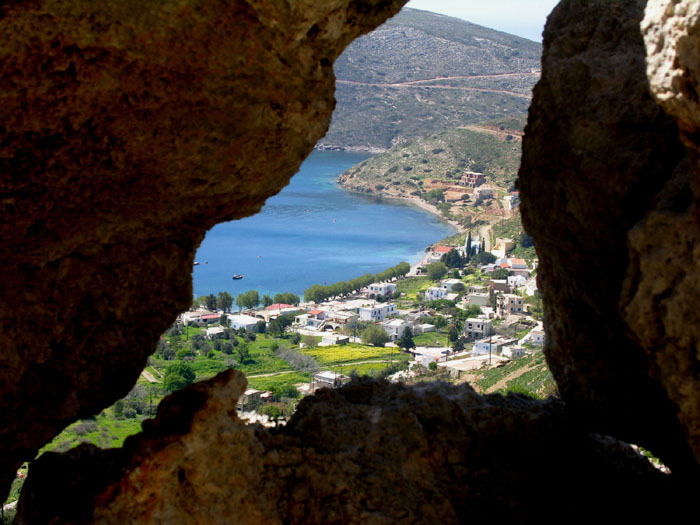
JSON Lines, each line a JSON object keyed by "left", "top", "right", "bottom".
{"left": 192, "top": 150, "right": 456, "bottom": 299}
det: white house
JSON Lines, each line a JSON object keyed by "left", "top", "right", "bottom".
{"left": 473, "top": 335, "right": 518, "bottom": 356}
{"left": 507, "top": 275, "right": 528, "bottom": 289}
{"left": 425, "top": 287, "right": 448, "bottom": 301}
{"left": 225, "top": 313, "right": 260, "bottom": 331}
{"left": 368, "top": 282, "right": 397, "bottom": 297}
{"left": 529, "top": 330, "right": 545, "bottom": 346}
{"left": 440, "top": 278, "right": 463, "bottom": 292}
{"left": 358, "top": 303, "right": 398, "bottom": 322}
{"left": 466, "top": 293, "right": 490, "bottom": 307}
{"left": 312, "top": 371, "right": 350, "bottom": 391}
{"left": 381, "top": 319, "right": 410, "bottom": 341}
{"left": 501, "top": 345, "right": 526, "bottom": 359}
{"left": 204, "top": 326, "right": 226, "bottom": 339}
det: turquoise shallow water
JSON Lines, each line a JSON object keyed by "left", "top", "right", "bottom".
{"left": 192, "top": 150, "right": 456, "bottom": 299}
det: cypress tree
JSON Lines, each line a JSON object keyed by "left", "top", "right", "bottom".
{"left": 466, "top": 231, "right": 472, "bottom": 260}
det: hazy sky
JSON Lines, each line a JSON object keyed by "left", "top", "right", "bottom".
{"left": 405, "top": 0, "right": 560, "bottom": 42}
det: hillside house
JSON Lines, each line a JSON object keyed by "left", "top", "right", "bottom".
{"left": 358, "top": 303, "right": 398, "bottom": 322}
{"left": 440, "top": 278, "right": 463, "bottom": 292}
{"left": 474, "top": 186, "right": 494, "bottom": 200}
{"left": 225, "top": 313, "right": 260, "bottom": 332}
{"left": 473, "top": 335, "right": 518, "bottom": 356}
{"left": 459, "top": 171, "right": 486, "bottom": 188}
{"left": 466, "top": 292, "right": 490, "bottom": 307}
{"left": 425, "top": 286, "right": 448, "bottom": 301}
{"left": 204, "top": 326, "right": 226, "bottom": 339}
{"left": 312, "top": 371, "right": 350, "bottom": 392}
{"left": 464, "top": 317, "right": 493, "bottom": 341}
{"left": 497, "top": 294, "right": 524, "bottom": 317}
{"left": 491, "top": 238, "right": 515, "bottom": 258}
{"left": 368, "top": 282, "right": 397, "bottom": 297}
{"left": 503, "top": 192, "right": 520, "bottom": 210}
{"left": 381, "top": 318, "right": 410, "bottom": 341}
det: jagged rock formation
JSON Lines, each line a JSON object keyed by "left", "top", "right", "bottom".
{"left": 16, "top": 371, "right": 674, "bottom": 523}
{"left": 4, "top": 0, "right": 700, "bottom": 522}
{"left": 519, "top": 0, "right": 700, "bottom": 474}
{"left": 0, "top": 0, "right": 408, "bottom": 498}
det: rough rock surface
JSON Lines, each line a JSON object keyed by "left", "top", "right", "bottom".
{"left": 16, "top": 371, "right": 675, "bottom": 523}
{"left": 0, "top": 0, "right": 407, "bottom": 497}
{"left": 519, "top": 0, "right": 700, "bottom": 473}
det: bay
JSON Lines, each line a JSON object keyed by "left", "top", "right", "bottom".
{"left": 192, "top": 150, "right": 456, "bottom": 300}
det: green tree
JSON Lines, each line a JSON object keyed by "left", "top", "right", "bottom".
{"left": 205, "top": 294, "right": 217, "bottom": 311}
{"left": 361, "top": 324, "right": 389, "bottom": 347}
{"left": 236, "top": 290, "right": 260, "bottom": 311}
{"left": 236, "top": 343, "right": 250, "bottom": 363}
{"left": 273, "top": 292, "right": 300, "bottom": 306}
{"left": 426, "top": 262, "right": 447, "bottom": 281}
{"left": 397, "top": 327, "right": 416, "bottom": 351}
{"left": 452, "top": 282, "right": 466, "bottom": 293}
{"left": 291, "top": 332, "right": 302, "bottom": 345}
{"left": 441, "top": 249, "right": 465, "bottom": 269}
{"left": 428, "top": 361, "right": 438, "bottom": 371}
{"left": 473, "top": 251, "right": 496, "bottom": 265}
{"left": 492, "top": 268, "right": 509, "bottom": 280}
{"left": 163, "top": 362, "right": 195, "bottom": 392}
{"left": 268, "top": 319, "right": 283, "bottom": 337}
{"left": 262, "top": 294, "right": 273, "bottom": 307}
{"left": 217, "top": 291, "right": 234, "bottom": 312}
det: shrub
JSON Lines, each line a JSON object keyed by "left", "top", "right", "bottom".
{"left": 73, "top": 421, "right": 98, "bottom": 436}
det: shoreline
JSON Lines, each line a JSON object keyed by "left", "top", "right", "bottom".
{"left": 336, "top": 181, "right": 465, "bottom": 236}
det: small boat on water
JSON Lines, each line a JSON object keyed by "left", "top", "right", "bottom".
{"left": 232, "top": 274, "right": 244, "bottom": 280}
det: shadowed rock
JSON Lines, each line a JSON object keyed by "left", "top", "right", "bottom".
{"left": 16, "top": 371, "right": 675, "bottom": 523}
{"left": 0, "top": 0, "right": 408, "bottom": 497}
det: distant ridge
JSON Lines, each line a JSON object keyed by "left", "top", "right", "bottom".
{"left": 319, "top": 8, "right": 541, "bottom": 151}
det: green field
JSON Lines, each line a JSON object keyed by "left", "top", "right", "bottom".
{"left": 301, "top": 343, "right": 397, "bottom": 365}
{"left": 413, "top": 331, "right": 448, "bottom": 347}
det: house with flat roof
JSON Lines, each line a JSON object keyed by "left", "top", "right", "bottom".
{"left": 473, "top": 335, "right": 518, "bottom": 356}
{"left": 425, "top": 286, "right": 448, "bottom": 302}
{"left": 358, "top": 303, "right": 397, "bottom": 322}
{"left": 496, "top": 294, "right": 524, "bottom": 318}
{"left": 464, "top": 318, "right": 492, "bottom": 341}
{"left": 368, "top": 282, "right": 397, "bottom": 297}
{"left": 459, "top": 171, "right": 486, "bottom": 188}
{"left": 440, "top": 278, "right": 463, "bottom": 292}
{"left": 225, "top": 313, "right": 260, "bottom": 332}
{"left": 312, "top": 371, "right": 350, "bottom": 392}
{"left": 381, "top": 318, "right": 410, "bottom": 341}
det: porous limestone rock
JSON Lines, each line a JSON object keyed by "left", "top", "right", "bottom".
{"left": 0, "top": 0, "right": 407, "bottom": 498}
{"left": 643, "top": 0, "right": 700, "bottom": 137}
{"left": 519, "top": 0, "right": 700, "bottom": 473}
{"left": 15, "top": 371, "right": 675, "bottom": 523}
{"left": 616, "top": 0, "right": 700, "bottom": 465}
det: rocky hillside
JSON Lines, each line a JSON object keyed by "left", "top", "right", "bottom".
{"left": 320, "top": 8, "right": 541, "bottom": 150}
{"left": 337, "top": 116, "right": 524, "bottom": 198}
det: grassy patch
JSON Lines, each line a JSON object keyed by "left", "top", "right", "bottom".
{"left": 413, "top": 331, "right": 448, "bottom": 347}
{"left": 396, "top": 276, "right": 432, "bottom": 300}
{"left": 246, "top": 372, "right": 311, "bottom": 392}
{"left": 301, "top": 343, "right": 397, "bottom": 365}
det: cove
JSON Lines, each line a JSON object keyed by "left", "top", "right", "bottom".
{"left": 192, "top": 150, "right": 456, "bottom": 299}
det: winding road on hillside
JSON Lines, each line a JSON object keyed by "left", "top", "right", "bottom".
{"left": 336, "top": 72, "right": 537, "bottom": 100}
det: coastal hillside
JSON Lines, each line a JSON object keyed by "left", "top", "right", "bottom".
{"left": 337, "top": 116, "right": 524, "bottom": 198}
{"left": 320, "top": 8, "right": 541, "bottom": 150}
